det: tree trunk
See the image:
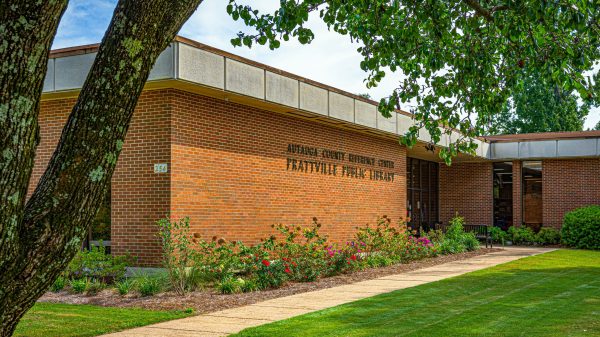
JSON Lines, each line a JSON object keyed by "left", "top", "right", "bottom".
{"left": 0, "top": 1, "right": 68, "bottom": 334}
{"left": 0, "top": 1, "right": 202, "bottom": 335}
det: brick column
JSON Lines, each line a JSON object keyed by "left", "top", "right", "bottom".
{"left": 439, "top": 162, "right": 493, "bottom": 225}
{"left": 512, "top": 160, "right": 522, "bottom": 227}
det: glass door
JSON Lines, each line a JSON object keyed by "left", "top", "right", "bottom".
{"left": 493, "top": 162, "right": 513, "bottom": 230}
{"left": 407, "top": 158, "right": 439, "bottom": 231}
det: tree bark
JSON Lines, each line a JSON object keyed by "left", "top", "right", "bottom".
{"left": 0, "top": 1, "right": 202, "bottom": 335}
{"left": 0, "top": 0, "right": 68, "bottom": 334}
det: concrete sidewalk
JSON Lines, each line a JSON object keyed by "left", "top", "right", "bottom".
{"left": 103, "top": 247, "right": 555, "bottom": 337}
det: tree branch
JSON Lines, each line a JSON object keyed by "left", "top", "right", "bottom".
{"left": 463, "top": 0, "right": 493, "bottom": 20}
{"left": 463, "top": 1, "right": 509, "bottom": 21}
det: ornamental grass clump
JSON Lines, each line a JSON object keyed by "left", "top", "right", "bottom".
{"left": 68, "top": 278, "right": 89, "bottom": 294}
{"left": 116, "top": 278, "right": 134, "bottom": 296}
{"left": 136, "top": 275, "right": 164, "bottom": 297}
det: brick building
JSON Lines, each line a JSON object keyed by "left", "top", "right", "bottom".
{"left": 36, "top": 37, "right": 600, "bottom": 265}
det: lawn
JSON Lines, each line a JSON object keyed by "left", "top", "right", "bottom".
{"left": 234, "top": 249, "right": 600, "bottom": 337}
{"left": 14, "top": 303, "right": 191, "bottom": 337}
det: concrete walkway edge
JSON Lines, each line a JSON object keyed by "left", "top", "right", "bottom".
{"left": 103, "top": 247, "right": 556, "bottom": 337}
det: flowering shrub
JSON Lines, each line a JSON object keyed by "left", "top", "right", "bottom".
{"left": 154, "top": 215, "right": 477, "bottom": 295}
{"left": 157, "top": 217, "right": 197, "bottom": 295}
{"left": 353, "top": 216, "right": 437, "bottom": 266}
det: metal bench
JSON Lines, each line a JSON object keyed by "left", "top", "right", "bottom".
{"left": 433, "top": 223, "right": 492, "bottom": 248}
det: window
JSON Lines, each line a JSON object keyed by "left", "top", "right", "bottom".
{"left": 522, "top": 161, "right": 542, "bottom": 229}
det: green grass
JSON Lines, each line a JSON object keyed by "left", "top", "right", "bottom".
{"left": 235, "top": 250, "right": 600, "bottom": 337}
{"left": 14, "top": 303, "right": 191, "bottom": 337}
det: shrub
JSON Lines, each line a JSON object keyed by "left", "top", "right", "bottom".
{"left": 116, "top": 279, "right": 134, "bottom": 296}
{"left": 157, "top": 217, "right": 203, "bottom": 295}
{"left": 354, "top": 216, "right": 435, "bottom": 264}
{"left": 362, "top": 254, "right": 394, "bottom": 268}
{"left": 507, "top": 226, "right": 536, "bottom": 245}
{"left": 194, "top": 237, "right": 248, "bottom": 283}
{"left": 489, "top": 227, "right": 508, "bottom": 245}
{"left": 216, "top": 277, "right": 246, "bottom": 294}
{"left": 425, "top": 229, "right": 445, "bottom": 245}
{"left": 490, "top": 226, "right": 560, "bottom": 246}
{"left": 438, "top": 238, "right": 465, "bottom": 254}
{"left": 240, "top": 278, "right": 260, "bottom": 293}
{"left": 535, "top": 228, "right": 561, "bottom": 245}
{"left": 462, "top": 232, "right": 480, "bottom": 251}
{"left": 562, "top": 205, "right": 600, "bottom": 250}
{"left": 255, "top": 259, "right": 289, "bottom": 289}
{"left": 263, "top": 218, "right": 331, "bottom": 281}
{"left": 67, "top": 242, "right": 130, "bottom": 283}
{"left": 153, "top": 215, "right": 465, "bottom": 295}
{"left": 69, "top": 278, "right": 89, "bottom": 294}
{"left": 50, "top": 277, "right": 66, "bottom": 292}
{"left": 436, "top": 215, "right": 479, "bottom": 254}
{"left": 137, "top": 275, "right": 163, "bottom": 296}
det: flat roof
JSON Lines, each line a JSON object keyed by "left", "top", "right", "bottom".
{"left": 48, "top": 36, "right": 411, "bottom": 118}
{"left": 44, "top": 36, "right": 489, "bottom": 162}
{"left": 43, "top": 36, "right": 600, "bottom": 161}
{"left": 485, "top": 130, "right": 600, "bottom": 142}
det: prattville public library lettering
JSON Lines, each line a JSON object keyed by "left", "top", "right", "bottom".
{"left": 286, "top": 144, "right": 395, "bottom": 182}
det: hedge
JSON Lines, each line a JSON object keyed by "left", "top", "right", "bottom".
{"left": 562, "top": 205, "right": 600, "bottom": 250}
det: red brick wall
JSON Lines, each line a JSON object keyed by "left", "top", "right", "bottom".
{"left": 110, "top": 90, "right": 171, "bottom": 265}
{"left": 36, "top": 89, "right": 406, "bottom": 266}
{"left": 542, "top": 159, "right": 600, "bottom": 228}
{"left": 34, "top": 91, "right": 172, "bottom": 266}
{"left": 169, "top": 90, "right": 407, "bottom": 245}
{"left": 439, "top": 162, "right": 493, "bottom": 225}
{"left": 30, "top": 99, "right": 75, "bottom": 196}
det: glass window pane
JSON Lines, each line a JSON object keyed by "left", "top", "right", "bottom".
{"left": 522, "top": 161, "right": 543, "bottom": 230}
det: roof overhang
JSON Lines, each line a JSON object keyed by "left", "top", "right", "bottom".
{"left": 488, "top": 138, "right": 600, "bottom": 161}
{"left": 44, "top": 37, "right": 600, "bottom": 163}
{"left": 41, "top": 37, "right": 490, "bottom": 163}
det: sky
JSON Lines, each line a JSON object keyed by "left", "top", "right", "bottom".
{"left": 52, "top": 0, "right": 600, "bottom": 130}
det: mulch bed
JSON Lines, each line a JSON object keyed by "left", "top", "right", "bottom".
{"left": 39, "top": 248, "right": 502, "bottom": 313}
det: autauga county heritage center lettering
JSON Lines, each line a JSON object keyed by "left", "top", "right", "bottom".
{"left": 286, "top": 144, "right": 395, "bottom": 182}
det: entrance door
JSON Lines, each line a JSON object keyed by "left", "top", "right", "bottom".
{"left": 407, "top": 158, "right": 439, "bottom": 230}
{"left": 493, "top": 162, "right": 513, "bottom": 230}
